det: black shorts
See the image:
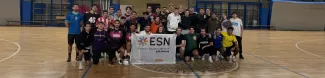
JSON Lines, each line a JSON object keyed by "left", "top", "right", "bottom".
{"left": 211, "top": 47, "right": 222, "bottom": 55}
{"left": 225, "top": 45, "right": 235, "bottom": 56}
{"left": 68, "top": 34, "right": 79, "bottom": 45}
{"left": 185, "top": 48, "right": 197, "bottom": 57}
{"left": 198, "top": 47, "right": 211, "bottom": 56}
{"left": 176, "top": 47, "right": 180, "bottom": 53}
{"left": 111, "top": 45, "right": 124, "bottom": 53}
{"left": 83, "top": 48, "right": 91, "bottom": 61}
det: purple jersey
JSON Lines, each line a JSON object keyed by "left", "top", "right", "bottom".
{"left": 92, "top": 30, "right": 106, "bottom": 50}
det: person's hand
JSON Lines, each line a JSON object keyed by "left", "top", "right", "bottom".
{"left": 202, "top": 46, "right": 206, "bottom": 50}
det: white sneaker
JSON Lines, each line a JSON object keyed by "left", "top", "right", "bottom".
{"left": 201, "top": 55, "right": 205, "bottom": 60}
{"left": 232, "top": 56, "right": 237, "bottom": 62}
{"left": 117, "top": 58, "right": 122, "bottom": 65}
{"left": 123, "top": 60, "right": 129, "bottom": 65}
{"left": 227, "top": 56, "right": 232, "bottom": 63}
{"left": 191, "top": 57, "right": 195, "bottom": 61}
{"left": 78, "top": 61, "right": 83, "bottom": 70}
{"left": 208, "top": 56, "right": 213, "bottom": 63}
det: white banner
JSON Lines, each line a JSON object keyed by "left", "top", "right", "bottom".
{"left": 130, "top": 34, "right": 176, "bottom": 64}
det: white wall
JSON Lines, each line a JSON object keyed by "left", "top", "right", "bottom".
{"left": 0, "top": 0, "right": 20, "bottom": 25}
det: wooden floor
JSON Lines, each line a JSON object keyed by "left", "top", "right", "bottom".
{"left": 0, "top": 27, "right": 324, "bottom": 78}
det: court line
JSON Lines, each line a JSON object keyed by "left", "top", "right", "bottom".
{"left": 295, "top": 39, "right": 325, "bottom": 58}
{"left": 245, "top": 52, "right": 309, "bottom": 78}
{"left": 81, "top": 64, "right": 93, "bottom": 78}
{"left": 0, "top": 39, "right": 21, "bottom": 63}
{"left": 183, "top": 61, "right": 200, "bottom": 78}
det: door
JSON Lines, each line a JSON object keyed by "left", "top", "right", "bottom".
{"left": 147, "top": 4, "right": 161, "bottom": 13}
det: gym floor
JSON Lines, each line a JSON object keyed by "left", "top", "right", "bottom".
{"left": 0, "top": 27, "right": 324, "bottom": 78}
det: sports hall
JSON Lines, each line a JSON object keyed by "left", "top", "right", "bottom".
{"left": 0, "top": 0, "right": 324, "bottom": 78}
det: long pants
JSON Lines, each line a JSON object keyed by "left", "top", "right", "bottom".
{"left": 235, "top": 36, "right": 243, "bottom": 56}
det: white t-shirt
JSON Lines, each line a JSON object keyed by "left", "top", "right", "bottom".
{"left": 230, "top": 18, "right": 243, "bottom": 36}
{"left": 167, "top": 13, "right": 181, "bottom": 32}
{"left": 139, "top": 31, "right": 152, "bottom": 35}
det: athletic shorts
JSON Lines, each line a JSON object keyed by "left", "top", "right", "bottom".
{"left": 198, "top": 47, "right": 211, "bottom": 56}
{"left": 68, "top": 34, "right": 79, "bottom": 45}
{"left": 211, "top": 47, "right": 222, "bottom": 55}
{"left": 176, "top": 47, "right": 180, "bottom": 53}
{"left": 225, "top": 45, "right": 235, "bottom": 56}
{"left": 111, "top": 45, "right": 123, "bottom": 53}
{"left": 185, "top": 48, "right": 197, "bottom": 57}
{"left": 83, "top": 47, "right": 91, "bottom": 61}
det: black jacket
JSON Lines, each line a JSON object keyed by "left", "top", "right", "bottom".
{"left": 76, "top": 30, "right": 93, "bottom": 50}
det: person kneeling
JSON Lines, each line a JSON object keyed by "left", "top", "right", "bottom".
{"left": 175, "top": 27, "right": 186, "bottom": 62}
{"left": 197, "top": 28, "right": 214, "bottom": 63}
{"left": 221, "top": 27, "right": 239, "bottom": 62}
{"left": 76, "top": 22, "right": 93, "bottom": 69}
{"left": 211, "top": 27, "right": 224, "bottom": 61}
{"left": 184, "top": 27, "right": 200, "bottom": 62}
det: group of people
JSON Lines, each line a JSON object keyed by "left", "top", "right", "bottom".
{"left": 65, "top": 3, "right": 244, "bottom": 70}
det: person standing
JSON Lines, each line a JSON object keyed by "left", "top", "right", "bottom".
{"left": 151, "top": 16, "right": 162, "bottom": 34}
{"left": 114, "top": 9, "right": 123, "bottom": 20}
{"left": 125, "top": 6, "right": 133, "bottom": 20}
{"left": 65, "top": 4, "right": 84, "bottom": 62}
{"left": 207, "top": 13, "right": 219, "bottom": 33}
{"left": 167, "top": 8, "right": 181, "bottom": 34}
{"left": 221, "top": 14, "right": 230, "bottom": 32}
{"left": 138, "top": 12, "right": 151, "bottom": 31}
{"left": 180, "top": 10, "right": 191, "bottom": 34}
{"left": 194, "top": 8, "right": 209, "bottom": 33}
{"left": 96, "top": 10, "right": 114, "bottom": 31}
{"left": 83, "top": 4, "right": 100, "bottom": 33}
{"left": 229, "top": 12, "right": 244, "bottom": 59}
{"left": 108, "top": 7, "right": 115, "bottom": 19}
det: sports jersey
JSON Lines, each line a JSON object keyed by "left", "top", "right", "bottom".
{"left": 221, "top": 32, "right": 237, "bottom": 47}
{"left": 96, "top": 17, "right": 114, "bottom": 30}
{"left": 184, "top": 33, "right": 199, "bottom": 51}
{"left": 107, "top": 28, "right": 126, "bottom": 49}
{"left": 197, "top": 34, "right": 212, "bottom": 48}
{"left": 83, "top": 11, "right": 100, "bottom": 26}
{"left": 126, "top": 31, "right": 138, "bottom": 41}
{"left": 211, "top": 34, "right": 223, "bottom": 48}
{"left": 92, "top": 30, "right": 106, "bottom": 50}
{"left": 65, "top": 11, "right": 83, "bottom": 34}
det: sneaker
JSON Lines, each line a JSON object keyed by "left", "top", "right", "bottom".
{"left": 240, "top": 55, "right": 244, "bottom": 59}
{"left": 67, "top": 57, "right": 71, "bottom": 62}
{"left": 232, "top": 56, "right": 237, "bottom": 62}
{"left": 117, "top": 60, "right": 122, "bottom": 65}
{"left": 123, "top": 60, "right": 129, "bottom": 65}
{"left": 78, "top": 61, "right": 83, "bottom": 70}
{"left": 201, "top": 55, "right": 205, "bottom": 60}
{"left": 208, "top": 56, "right": 213, "bottom": 63}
